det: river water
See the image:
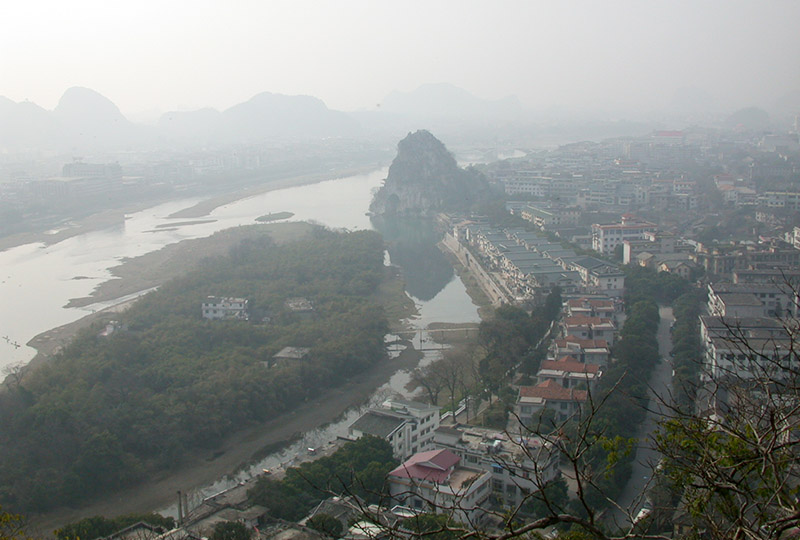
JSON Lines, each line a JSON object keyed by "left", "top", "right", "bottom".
{"left": 0, "top": 167, "right": 481, "bottom": 514}
{"left": 0, "top": 168, "right": 479, "bottom": 372}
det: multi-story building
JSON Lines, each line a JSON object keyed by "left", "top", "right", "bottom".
{"left": 562, "top": 316, "right": 616, "bottom": 345}
{"left": 516, "top": 381, "right": 588, "bottom": 424}
{"left": 387, "top": 449, "right": 492, "bottom": 525}
{"left": 699, "top": 316, "right": 796, "bottom": 382}
{"left": 758, "top": 191, "right": 800, "bottom": 211}
{"left": 591, "top": 214, "right": 658, "bottom": 254}
{"left": 537, "top": 356, "right": 602, "bottom": 389}
{"left": 431, "top": 426, "right": 561, "bottom": 507}
{"left": 201, "top": 296, "right": 249, "bottom": 320}
{"left": 349, "top": 398, "right": 440, "bottom": 460}
{"left": 552, "top": 337, "right": 611, "bottom": 366}
{"left": 708, "top": 282, "right": 799, "bottom": 318}
{"left": 520, "top": 204, "right": 580, "bottom": 230}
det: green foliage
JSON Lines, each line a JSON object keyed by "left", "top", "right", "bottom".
{"left": 624, "top": 266, "right": 691, "bottom": 306}
{"left": 55, "top": 513, "right": 175, "bottom": 540}
{"left": 478, "top": 299, "right": 559, "bottom": 390}
{"left": 0, "top": 506, "right": 31, "bottom": 540}
{"left": 0, "top": 229, "right": 391, "bottom": 512}
{"left": 210, "top": 521, "right": 251, "bottom": 540}
{"left": 523, "top": 477, "right": 570, "bottom": 518}
{"left": 247, "top": 436, "right": 397, "bottom": 522}
{"left": 669, "top": 290, "right": 706, "bottom": 409}
{"left": 307, "top": 513, "right": 344, "bottom": 538}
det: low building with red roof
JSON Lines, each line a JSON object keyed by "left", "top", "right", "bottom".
{"left": 553, "top": 337, "right": 610, "bottom": 365}
{"left": 516, "top": 380, "right": 588, "bottom": 424}
{"left": 387, "top": 449, "right": 491, "bottom": 525}
{"left": 562, "top": 315, "right": 616, "bottom": 345}
{"left": 538, "top": 356, "right": 602, "bottom": 389}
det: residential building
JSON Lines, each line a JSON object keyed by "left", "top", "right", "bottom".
{"left": 708, "top": 282, "right": 799, "bottom": 318}
{"left": 553, "top": 337, "right": 611, "bottom": 366}
{"left": 516, "top": 381, "right": 588, "bottom": 424}
{"left": 565, "top": 297, "right": 616, "bottom": 320}
{"left": 387, "top": 449, "right": 492, "bottom": 525}
{"left": 201, "top": 296, "right": 249, "bottom": 320}
{"left": 537, "top": 356, "right": 601, "bottom": 389}
{"left": 591, "top": 214, "right": 657, "bottom": 254}
{"left": 431, "top": 425, "right": 561, "bottom": 507}
{"left": 699, "top": 316, "right": 797, "bottom": 381}
{"left": 562, "top": 316, "right": 616, "bottom": 346}
{"left": 520, "top": 204, "right": 580, "bottom": 230}
{"left": 349, "top": 398, "right": 441, "bottom": 460}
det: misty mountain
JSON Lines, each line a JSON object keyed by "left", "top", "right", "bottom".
{"left": 53, "top": 87, "right": 145, "bottom": 149}
{"left": 0, "top": 88, "right": 364, "bottom": 153}
{"left": 370, "top": 130, "right": 490, "bottom": 216}
{"left": 0, "top": 97, "right": 55, "bottom": 149}
{"left": 724, "top": 106, "right": 771, "bottom": 131}
{"left": 380, "top": 83, "right": 524, "bottom": 121}
{"left": 159, "top": 92, "right": 361, "bottom": 144}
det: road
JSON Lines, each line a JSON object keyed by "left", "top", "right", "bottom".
{"left": 606, "top": 306, "right": 675, "bottom": 530}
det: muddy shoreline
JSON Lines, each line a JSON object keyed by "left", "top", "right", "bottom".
{"left": 29, "top": 344, "right": 423, "bottom": 536}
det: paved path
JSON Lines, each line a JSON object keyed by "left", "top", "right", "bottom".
{"left": 606, "top": 306, "right": 674, "bottom": 530}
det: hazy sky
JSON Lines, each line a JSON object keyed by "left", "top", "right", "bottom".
{"left": 2, "top": 0, "right": 799, "bottom": 119}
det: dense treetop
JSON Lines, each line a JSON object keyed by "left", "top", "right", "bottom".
{"left": 0, "top": 227, "right": 391, "bottom": 513}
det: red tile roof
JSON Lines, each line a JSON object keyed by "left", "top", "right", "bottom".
{"left": 389, "top": 449, "right": 460, "bottom": 483}
{"left": 519, "top": 380, "right": 588, "bottom": 402}
{"left": 541, "top": 357, "right": 600, "bottom": 374}
{"left": 563, "top": 316, "right": 613, "bottom": 326}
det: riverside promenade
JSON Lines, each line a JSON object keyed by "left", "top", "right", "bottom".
{"left": 440, "top": 232, "right": 513, "bottom": 306}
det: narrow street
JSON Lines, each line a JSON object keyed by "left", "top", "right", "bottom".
{"left": 607, "top": 305, "right": 675, "bottom": 529}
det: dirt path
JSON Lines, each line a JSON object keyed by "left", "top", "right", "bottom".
{"left": 28, "top": 344, "right": 422, "bottom": 536}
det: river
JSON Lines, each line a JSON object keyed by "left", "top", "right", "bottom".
{"left": 0, "top": 168, "right": 479, "bottom": 373}
{"left": 0, "top": 167, "right": 481, "bottom": 517}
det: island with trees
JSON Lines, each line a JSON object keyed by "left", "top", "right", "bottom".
{"left": 0, "top": 226, "right": 399, "bottom": 514}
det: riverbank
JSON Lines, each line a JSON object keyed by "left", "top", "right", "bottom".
{"left": 29, "top": 342, "right": 423, "bottom": 536}
{"left": 0, "top": 165, "right": 379, "bottom": 255}
{"left": 24, "top": 225, "right": 421, "bottom": 534}
{"left": 19, "top": 223, "right": 315, "bottom": 376}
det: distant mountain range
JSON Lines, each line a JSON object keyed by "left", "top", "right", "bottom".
{"left": 1, "top": 84, "right": 796, "bottom": 154}
{"left": 0, "top": 84, "right": 533, "bottom": 153}
{"left": 0, "top": 87, "right": 363, "bottom": 152}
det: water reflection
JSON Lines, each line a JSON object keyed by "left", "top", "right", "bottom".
{"left": 371, "top": 215, "right": 453, "bottom": 301}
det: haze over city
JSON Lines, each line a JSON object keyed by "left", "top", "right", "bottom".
{"left": 3, "top": 0, "right": 800, "bottom": 121}
{"left": 3, "top": 1, "right": 800, "bottom": 538}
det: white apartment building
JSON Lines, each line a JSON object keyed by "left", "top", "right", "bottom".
{"left": 201, "top": 296, "right": 249, "bottom": 320}
{"left": 591, "top": 214, "right": 657, "bottom": 254}
{"left": 349, "top": 398, "right": 440, "bottom": 460}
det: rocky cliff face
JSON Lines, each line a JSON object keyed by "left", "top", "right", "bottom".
{"left": 370, "top": 130, "right": 488, "bottom": 216}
